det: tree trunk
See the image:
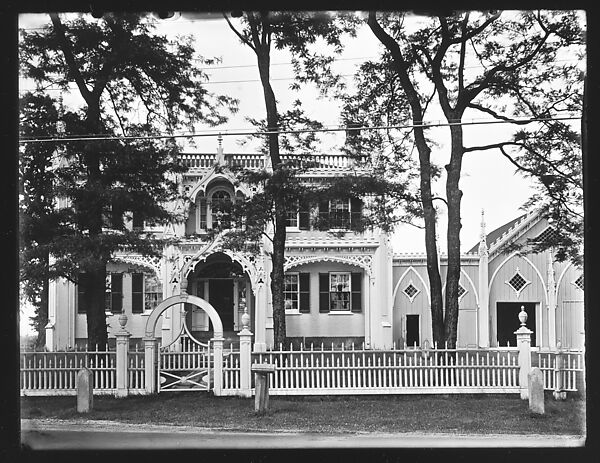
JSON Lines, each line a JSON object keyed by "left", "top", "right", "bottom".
{"left": 418, "top": 146, "right": 445, "bottom": 348}
{"left": 366, "top": 13, "right": 445, "bottom": 348}
{"left": 256, "top": 39, "right": 287, "bottom": 347}
{"left": 85, "top": 264, "right": 108, "bottom": 350}
{"left": 82, "top": 106, "right": 109, "bottom": 350}
{"left": 34, "top": 253, "right": 50, "bottom": 349}
{"left": 443, "top": 124, "right": 464, "bottom": 349}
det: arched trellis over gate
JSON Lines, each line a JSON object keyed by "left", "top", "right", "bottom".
{"left": 143, "top": 294, "right": 225, "bottom": 395}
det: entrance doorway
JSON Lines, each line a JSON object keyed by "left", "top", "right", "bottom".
{"left": 497, "top": 302, "right": 536, "bottom": 347}
{"left": 406, "top": 314, "right": 420, "bottom": 347}
{"left": 209, "top": 279, "right": 233, "bottom": 331}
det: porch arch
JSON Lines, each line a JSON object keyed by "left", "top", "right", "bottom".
{"left": 144, "top": 294, "right": 223, "bottom": 339}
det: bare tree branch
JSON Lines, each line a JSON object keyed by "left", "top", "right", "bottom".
{"left": 223, "top": 13, "right": 256, "bottom": 52}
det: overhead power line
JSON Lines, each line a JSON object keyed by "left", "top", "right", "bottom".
{"left": 19, "top": 115, "right": 581, "bottom": 144}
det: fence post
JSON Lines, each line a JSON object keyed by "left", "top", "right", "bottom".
{"left": 515, "top": 306, "right": 533, "bottom": 400}
{"left": 143, "top": 336, "right": 157, "bottom": 394}
{"left": 553, "top": 341, "right": 567, "bottom": 400}
{"left": 238, "top": 308, "right": 253, "bottom": 398}
{"left": 212, "top": 337, "right": 224, "bottom": 396}
{"left": 115, "top": 314, "right": 131, "bottom": 398}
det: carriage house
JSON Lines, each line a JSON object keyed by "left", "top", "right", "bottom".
{"left": 44, "top": 145, "right": 585, "bottom": 353}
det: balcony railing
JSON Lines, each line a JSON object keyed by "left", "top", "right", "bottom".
{"left": 179, "top": 153, "right": 362, "bottom": 170}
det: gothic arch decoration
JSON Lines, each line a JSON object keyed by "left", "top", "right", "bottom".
{"left": 488, "top": 251, "right": 548, "bottom": 305}
{"left": 392, "top": 266, "right": 431, "bottom": 305}
{"left": 180, "top": 237, "right": 264, "bottom": 295}
{"left": 284, "top": 254, "right": 373, "bottom": 275}
{"left": 112, "top": 253, "right": 162, "bottom": 278}
{"left": 441, "top": 268, "right": 479, "bottom": 306}
{"left": 144, "top": 294, "right": 223, "bottom": 340}
{"left": 188, "top": 169, "right": 251, "bottom": 204}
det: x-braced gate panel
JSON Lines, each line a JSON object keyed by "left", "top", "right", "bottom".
{"left": 158, "top": 328, "right": 212, "bottom": 392}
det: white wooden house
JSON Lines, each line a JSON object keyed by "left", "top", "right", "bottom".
{"left": 44, "top": 146, "right": 584, "bottom": 352}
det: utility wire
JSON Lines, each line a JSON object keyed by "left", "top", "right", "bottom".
{"left": 19, "top": 115, "right": 581, "bottom": 144}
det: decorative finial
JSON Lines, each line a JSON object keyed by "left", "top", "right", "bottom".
{"left": 518, "top": 305, "right": 528, "bottom": 326}
{"left": 241, "top": 306, "right": 250, "bottom": 329}
{"left": 56, "top": 94, "right": 66, "bottom": 135}
{"left": 480, "top": 209, "right": 486, "bottom": 240}
{"left": 478, "top": 209, "right": 488, "bottom": 256}
{"left": 118, "top": 313, "right": 128, "bottom": 329}
{"left": 217, "top": 132, "right": 223, "bottom": 147}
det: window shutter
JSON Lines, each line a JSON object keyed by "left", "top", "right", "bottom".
{"left": 111, "top": 274, "right": 123, "bottom": 313}
{"left": 132, "top": 273, "right": 144, "bottom": 313}
{"left": 350, "top": 197, "right": 363, "bottom": 230}
{"left": 132, "top": 211, "right": 144, "bottom": 230}
{"left": 111, "top": 203, "right": 124, "bottom": 229}
{"left": 319, "top": 273, "right": 329, "bottom": 312}
{"left": 351, "top": 272, "right": 362, "bottom": 313}
{"left": 298, "top": 199, "right": 310, "bottom": 230}
{"left": 299, "top": 273, "right": 310, "bottom": 313}
{"left": 77, "top": 273, "right": 88, "bottom": 313}
{"left": 318, "top": 200, "right": 329, "bottom": 229}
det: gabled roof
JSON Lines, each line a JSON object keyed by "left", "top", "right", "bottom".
{"left": 467, "top": 213, "right": 527, "bottom": 253}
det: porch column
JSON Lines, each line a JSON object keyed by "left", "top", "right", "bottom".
{"left": 478, "top": 210, "right": 490, "bottom": 347}
{"left": 253, "top": 283, "right": 267, "bottom": 352}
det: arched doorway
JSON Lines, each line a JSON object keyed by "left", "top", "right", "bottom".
{"left": 185, "top": 252, "right": 253, "bottom": 342}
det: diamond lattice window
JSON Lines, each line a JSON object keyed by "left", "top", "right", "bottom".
{"left": 534, "top": 226, "right": 558, "bottom": 245}
{"left": 457, "top": 284, "right": 467, "bottom": 299}
{"left": 508, "top": 272, "right": 528, "bottom": 293}
{"left": 574, "top": 274, "right": 584, "bottom": 291}
{"left": 403, "top": 283, "right": 419, "bottom": 299}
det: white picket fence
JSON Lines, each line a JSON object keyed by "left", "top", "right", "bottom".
{"left": 20, "top": 348, "right": 117, "bottom": 396}
{"left": 251, "top": 344, "right": 521, "bottom": 395}
{"left": 20, "top": 342, "right": 585, "bottom": 397}
{"left": 223, "top": 347, "right": 242, "bottom": 393}
{"left": 535, "top": 349, "right": 585, "bottom": 392}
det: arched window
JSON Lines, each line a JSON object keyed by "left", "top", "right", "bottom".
{"left": 210, "top": 190, "right": 232, "bottom": 229}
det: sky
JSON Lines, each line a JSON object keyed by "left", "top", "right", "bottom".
{"left": 18, "top": 11, "right": 584, "bottom": 335}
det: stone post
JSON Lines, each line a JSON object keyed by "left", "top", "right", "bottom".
{"left": 515, "top": 306, "right": 533, "bottom": 400}
{"left": 143, "top": 337, "right": 157, "bottom": 394}
{"left": 238, "top": 308, "right": 253, "bottom": 398}
{"left": 528, "top": 367, "right": 545, "bottom": 414}
{"left": 212, "top": 337, "right": 224, "bottom": 396}
{"left": 77, "top": 368, "right": 93, "bottom": 413}
{"left": 115, "top": 314, "right": 131, "bottom": 398}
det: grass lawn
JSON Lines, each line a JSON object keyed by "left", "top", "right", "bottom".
{"left": 21, "top": 392, "right": 585, "bottom": 436}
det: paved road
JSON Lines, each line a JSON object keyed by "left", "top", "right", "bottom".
{"left": 20, "top": 420, "right": 585, "bottom": 449}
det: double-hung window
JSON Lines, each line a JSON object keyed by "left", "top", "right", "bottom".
{"left": 318, "top": 198, "right": 363, "bottom": 230}
{"left": 284, "top": 272, "right": 310, "bottom": 313}
{"left": 144, "top": 273, "right": 163, "bottom": 312}
{"left": 319, "top": 272, "right": 362, "bottom": 313}
{"left": 329, "top": 273, "right": 351, "bottom": 311}
{"left": 284, "top": 273, "right": 300, "bottom": 312}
